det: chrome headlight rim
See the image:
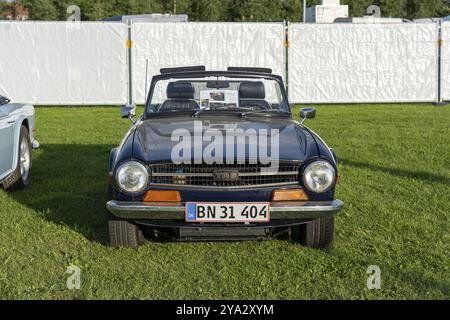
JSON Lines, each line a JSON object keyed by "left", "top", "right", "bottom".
{"left": 115, "top": 160, "right": 150, "bottom": 195}
{"left": 302, "top": 160, "right": 336, "bottom": 194}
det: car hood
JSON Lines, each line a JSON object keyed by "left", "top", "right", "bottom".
{"left": 134, "top": 115, "right": 319, "bottom": 164}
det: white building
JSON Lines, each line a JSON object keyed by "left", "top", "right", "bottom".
{"left": 104, "top": 14, "right": 188, "bottom": 23}
{"left": 305, "top": 0, "right": 349, "bottom": 23}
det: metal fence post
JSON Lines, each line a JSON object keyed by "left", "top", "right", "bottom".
{"left": 126, "top": 20, "right": 134, "bottom": 106}
{"left": 435, "top": 19, "right": 448, "bottom": 106}
{"left": 284, "top": 20, "right": 289, "bottom": 98}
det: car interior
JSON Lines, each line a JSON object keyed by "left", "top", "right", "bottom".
{"left": 155, "top": 81, "right": 274, "bottom": 113}
{"left": 158, "top": 82, "right": 199, "bottom": 112}
{"left": 238, "top": 81, "right": 271, "bottom": 110}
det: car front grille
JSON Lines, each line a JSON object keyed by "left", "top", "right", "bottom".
{"left": 149, "top": 162, "right": 301, "bottom": 188}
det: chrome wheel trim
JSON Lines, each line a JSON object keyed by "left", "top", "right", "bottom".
{"left": 19, "top": 138, "right": 31, "bottom": 181}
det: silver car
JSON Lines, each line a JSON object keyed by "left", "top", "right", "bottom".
{"left": 0, "top": 95, "right": 39, "bottom": 190}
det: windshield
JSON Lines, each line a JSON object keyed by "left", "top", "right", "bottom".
{"left": 146, "top": 76, "right": 289, "bottom": 114}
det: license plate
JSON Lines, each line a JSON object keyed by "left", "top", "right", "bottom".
{"left": 186, "top": 203, "right": 270, "bottom": 223}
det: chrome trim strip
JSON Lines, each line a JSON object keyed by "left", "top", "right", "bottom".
{"left": 148, "top": 182, "right": 299, "bottom": 190}
{"left": 152, "top": 173, "right": 213, "bottom": 177}
{"left": 106, "top": 200, "right": 344, "bottom": 220}
{"left": 151, "top": 171, "right": 299, "bottom": 178}
{"left": 239, "top": 171, "right": 299, "bottom": 177}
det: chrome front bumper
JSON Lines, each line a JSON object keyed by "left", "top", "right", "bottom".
{"left": 106, "top": 200, "right": 344, "bottom": 220}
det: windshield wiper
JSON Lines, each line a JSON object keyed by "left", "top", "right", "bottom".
{"left": 240, "top": 110, "right": 291, "bottom": 118}
{"left": 192, "top": 107, "right": 252, "bottom": 118}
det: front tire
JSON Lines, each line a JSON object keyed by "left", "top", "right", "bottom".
{"left": 3, "top": 125, "right": 32, "bottom": 191}
{"left": 108, "top": 217, "right": 145, "bottom": 248}
{"left": 294, "top": 216, "right": 335, "bottom": 249}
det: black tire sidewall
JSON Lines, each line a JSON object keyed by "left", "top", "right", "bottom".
{"left": 296, "top": 216, "right": 335, "bottom": 249}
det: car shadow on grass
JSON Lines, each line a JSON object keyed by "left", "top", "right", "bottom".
{"left": 8, "top": 143, "right": 114, "bottom": 244}
{"left": 330, "top": 251, "right": 450, "bottom": 297}
{"left": 340, "top": 158, "right": 450, "bottom": 186}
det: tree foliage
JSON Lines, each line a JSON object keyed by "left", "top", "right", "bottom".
{"left": 18, "top": 0, "right": 58, "bottom": 20}
{"left": 0, "top": 0, "right": 448, "bottom": 21}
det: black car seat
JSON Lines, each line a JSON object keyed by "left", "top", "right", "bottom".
{"left": 158, "top": 82, "right": 200, "bottom": 112}
{"left": 238, "top": 81, "right": 271, "bottom": 110}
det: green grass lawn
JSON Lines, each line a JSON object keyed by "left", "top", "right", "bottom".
{"left": 0, "top": 104, "right": 449, "bottom": 300}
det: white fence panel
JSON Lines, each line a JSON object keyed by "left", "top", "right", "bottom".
{"left": 288, "top": 23, "right": 438, "bottom": 104}
{"left": 0, "top": 22, "right": 128, "bottom": 105}
{"left": 441, "top": 22, "right": 450, "bottom": 101}
{"left": 132, "top": 22, "right": 286, "bottom": 104}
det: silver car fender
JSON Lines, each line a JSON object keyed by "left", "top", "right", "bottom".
{"left": 0, "top": 103, "right": 36, "bottom": 182}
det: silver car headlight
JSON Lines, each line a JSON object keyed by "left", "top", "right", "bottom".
{"left": 115, "top": 161, "right": 149, "bottom": 194}
{"left": 303, "top": 161, "right": 336, "bottom": 193}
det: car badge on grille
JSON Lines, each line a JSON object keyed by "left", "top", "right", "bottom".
{"left": 213, "top": 169, "right": 240, "bottom": 182}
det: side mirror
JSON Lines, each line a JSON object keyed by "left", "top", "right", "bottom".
{"left": 300, "top": 107, "right": 316, "bottom": 124}
{"left": 120, "top": 104, "right": 136, "bottom": 124}
{"left": 0, "top": 95, "right": 10, "bottom": 106}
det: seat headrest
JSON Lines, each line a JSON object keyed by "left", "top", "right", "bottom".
{"left": 167, "top": 82, "right": 194, "bottom": 99}
{"left": 239, "top": 81, "right": 266, "bottom": 99}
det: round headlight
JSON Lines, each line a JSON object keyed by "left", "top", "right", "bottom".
{"left": 115, "top": 161, "right": 149, "bottom": 194}
{"left": 303, "top": 161, "right": 336, "bottom": 193}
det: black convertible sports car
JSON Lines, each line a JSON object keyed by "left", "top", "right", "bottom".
{"left": 107, "top": 66, "right": 343, "bottom": 249}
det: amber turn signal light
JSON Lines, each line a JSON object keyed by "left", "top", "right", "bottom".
{"left": 143, "top": 190, "right": 181, "bottom": 202}
{"left": 272, "top": 189, "right": 309, "bottom": 201}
